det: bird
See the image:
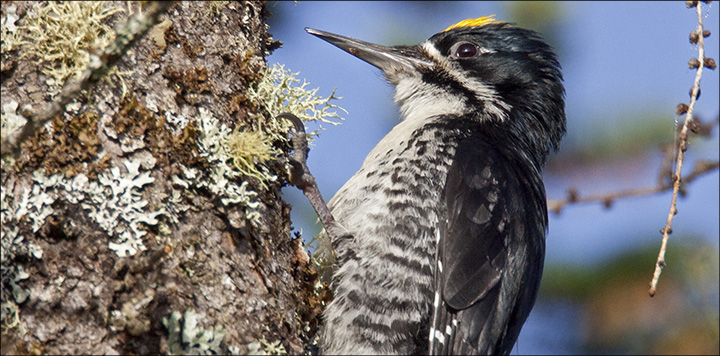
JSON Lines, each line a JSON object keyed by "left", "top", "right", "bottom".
{"left": 303, "top": 16, "right": 566, "bottom": 355}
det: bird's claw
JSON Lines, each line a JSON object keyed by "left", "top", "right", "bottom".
{"left": 276, "top": 113, "right": 351, "bottom": 242}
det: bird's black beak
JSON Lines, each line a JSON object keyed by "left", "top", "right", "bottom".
{"left": 306, "top": 28, "right": 431, "bottom": 78}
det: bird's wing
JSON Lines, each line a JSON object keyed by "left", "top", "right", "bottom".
{"left": 430, "top": 136, "right": 547, "bottom": 355}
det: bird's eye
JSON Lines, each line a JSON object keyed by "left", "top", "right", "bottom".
{"left": 454, "top": 42, "right": 477, "bottom": 58}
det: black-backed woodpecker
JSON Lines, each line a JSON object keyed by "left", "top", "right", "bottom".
{"left": 305, "top": 16, "right": 566, "bottom": 355}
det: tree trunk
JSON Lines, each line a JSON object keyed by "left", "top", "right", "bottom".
{"left": 1, "top": 2, "right": 317, "bottom": 354}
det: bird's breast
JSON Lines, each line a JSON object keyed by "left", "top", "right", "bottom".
{"left": 320, "top": 116, "right": 478, "bottom": 354}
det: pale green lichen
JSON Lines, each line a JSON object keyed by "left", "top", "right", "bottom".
{"left": 226, "top": 128, "right": 280, "bottom": 189}
{"left": 1, "top": 300, "right": 20, "bottom": 331}
{"left": 166, "top": 65, "right": 345, "bottom": 201}
{"left": 2, "top": 186, "right": 40, "bottom": 333}
{"left": 1, "top": 100, "right": 27, "bottom": 169}
{"left": 18, "top": 1, "right": 124, "bottom": 86}
{"left": 168, "top": 109, "right": 262, "bottom": 224}
{"left": 194, "top": 107, "right": 270, "bottom": 208}
{"left": 0, "top": 194, "right": 19, "bottom": 255}
{"left": 307, "top": 230, "right": 337, "bottom": 279}
{"left": 248, "top": 63, "right": 346, "bottom": 142}
{"left": 216, "top": 63, "right": 347, "bottom": 193}
{"left": 259, "top": 337, "right": 287, "bottom": 355}
{"left": 14, "top": 172, "right": 63, "bottom": 233}
{"left": 89, "top": 160, "right": 166, "bottom": 257}
{"left": 1, "top": 189, "right": 26, "bottom": 321}
{"left": 243, "top": 341, "right": 265, "bottom": 355}
{"left": 4, "top": 159, "right": 165, "bottom": 258}
{"left": 163, "top": 309, "right": 225, "bottom": 355}
{"left": 109, "top": 290, "right": 155, "bottom": 336}
{"left": 8, "top": 265, "right": 30, "bottom": 304}
{"left": 0, "top": 4, "right": 22, "bottom": 54}
{"left": 237, "top": 337, "right": 286, "bottom": 356}
{"left": 1, "top": 101, "right": 26, "bottom": 138}
{"left": 207, "top": 1, "right": 230, "bottom": 16}
{"left": 0, "top": 267, "right": 29, "bottom": 334}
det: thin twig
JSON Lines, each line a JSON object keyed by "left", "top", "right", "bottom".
{"left": 547, "top": 158, "right": 719, "bottom": 213}
{"left": 648, "top": 1, "right": 708, "bottom": 297}
{"left": 1, "top": 1, "right": 175, "bottom": 158}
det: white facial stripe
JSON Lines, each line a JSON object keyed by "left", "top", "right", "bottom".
{"left": 422, "top": 41, "right": 446, "bottom": 66}
{"left": 422, "top": 41, "right": 511, "bottom": 121}
{"left": 394, "top": 75, "right": 468, "bottom": 122}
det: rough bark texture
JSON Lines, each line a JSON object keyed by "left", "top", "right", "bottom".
{"left": 1, "top": 2, "right": 318, "bottom": 354}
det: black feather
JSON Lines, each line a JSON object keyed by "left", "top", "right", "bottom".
{"left": 431, "top": 134, "right": 547, "bottom": 355}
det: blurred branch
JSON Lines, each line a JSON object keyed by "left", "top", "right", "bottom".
{"left": 548, "top": 115, "right": 719, "bottom": 213}
{"left": 546, "top": 1, "right": 718, "bottom": 297}
{"left": 547, "top": 116, "right": 720, "bottom": 214}
{"left": 547, "top": 155, "right": 719, "bottom": 213}
{"left": 649, "top": 1, "right": 713, "bottom": 297}
{"left": 0, "top": 1, "right": 175, "bottom": 158}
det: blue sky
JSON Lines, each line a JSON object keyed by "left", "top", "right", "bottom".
{"left": 266, "top": 2, "right": 718, "bottom": 353}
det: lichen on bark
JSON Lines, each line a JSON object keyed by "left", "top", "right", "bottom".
{"left": 1, "top": 2, "right": 322, "bottom": 354}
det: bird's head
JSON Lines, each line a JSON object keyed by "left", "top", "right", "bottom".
{"left": 307, "top": 16, "right": 566, "bottom": 167}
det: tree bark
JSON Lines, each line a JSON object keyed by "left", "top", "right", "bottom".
{"left": 1, "top": 2, "right": 317, "bottom": 354}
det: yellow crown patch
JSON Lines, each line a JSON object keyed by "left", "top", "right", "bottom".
{"left": 443, "top": 16, "right": 500, "bottom": 32}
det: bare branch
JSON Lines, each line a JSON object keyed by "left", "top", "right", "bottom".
{"left": 545, "top": 2, "right": 717, "bottom": 297}
{"left": 649, "top": 1, "right": 711, "bottom": 297}
{"left": 547, "top": 156, "right": 719, "bottom": 214}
